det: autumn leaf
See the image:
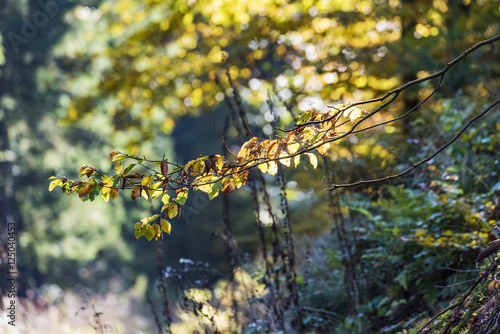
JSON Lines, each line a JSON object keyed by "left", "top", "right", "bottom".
{"left": 161, "top": 219, "right": 171, "bottom": 235}
{"left": 176, "top": 188, "right": 188, "bottom": 205}
{"left": 168, "top": 202, "right": 179, "bottom": 219}
{"left": 131, "top": 185, "right": 141, "bottom": 200}
{"left": 161, "top": 158, "right": 168, "bottom": 177}
{"left": 305, "top": 153, "right": 318, "bottom": 169}
{"left": 268, "top": 161, "right": 278, "bottom": 175}
{"left": 222, "top": 179, "right": 235, "bottom": 194}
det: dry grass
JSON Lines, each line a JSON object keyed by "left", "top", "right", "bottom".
{"left": 0, "top": 287, "right": 154, "bottom": 334}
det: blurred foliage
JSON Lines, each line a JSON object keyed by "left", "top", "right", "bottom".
{"left": 2, "top": 0, "right": 500, "bottom": 332}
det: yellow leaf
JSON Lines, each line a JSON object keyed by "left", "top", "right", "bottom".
{"left": 111, "top": 154, "right": 127, "bottom": 163}
{"left": 102, "top": 191, "right": 110, "bottom": 203}
{"left": 48, "top": 179, "right": 63, "bottom": 191}
{"left": 215, "top": 155, "right": 224, "bottom": 171}
{"left": 135, "top": 228, "right": 145, "bottom": 239}
{"left": 161, "top": 193, "right": 170, "bottom": 204}
{"left": 193, "top": 160, "right": 206, "bottom": 175}
{"left": 415, "top": 228, "right": 426, "bottom": 237}
{"left": 150, "top": 181, "right": 164, "bottom": 198}
{"left": 317, "top": 142, "right": 330, "bottom": 155}
{"left": 114, "top": 161, "right": 123, "bottom": 174}
{"left": 101, "top": 177, "right": 113, "bottom": 195}
{"left": 267, "top": 139, "right": 280, "bottom": 158}
{"left": 279, "top": 152, "right": 291, "bottom": 167}
{"left": 294, "top": 155, "right": 300, "bottom": 167}
{"left": 287, "top": 143, "right": 300, "bottom": 154}
{"left": 268, "top": 161, "right": 278, "bottom": 175}
{"left": 110, "top": 187, "right": 119, "bottom": 200}
{"left": 237, "top": 137, "right": 258, "bottom": 163}
{"left": 176, "top": 189, "right": 188, "bottom": 205}
{"left": 153, "top": 223, "right": 162, "bottom": 240}
{"left": 144, "top": 225, "right": 155, "bottom": 241}
{"left": 258, "top": 161, "right": 268, "bottom": 173}
{"left": 141, "top": 175, "right": 154, "bottom": 187}
{"left": 161, "top": 219, "right": 171, "bottom": 234}
{"left": 168, "top": 202, "right": 179, "bottom": 219}
{"left": 305, "top": 153, "right": 318, "bottom": 169}
{"left": 344, "top": 106, "right": 366, "bottom": 121}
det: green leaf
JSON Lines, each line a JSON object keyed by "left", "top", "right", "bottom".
{"left": 111, "top": 154, "right": 128, "bottom": 163}
{"left": 296, "top": 111, "right": 313, "bottom": 125}
{"left": 176, "top": 188, "right": 188, "bottom": 205}
{"left": 208, "top": 180, "right": 222, "bottom": 200}
{"left": 130, "top": 155, "right": 144, "bottom": 163}
{"left": 144, "top": 226, "right": 155, "bottom": 241}
{"left": 135, "top": 228, "right": 145, "bottom": 239}
{"left": 122, "top": 163, "right": 136, "bottom": 175}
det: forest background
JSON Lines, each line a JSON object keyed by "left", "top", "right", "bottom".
{"left": 0, "top": 0, "right": 500, "bottom": 333}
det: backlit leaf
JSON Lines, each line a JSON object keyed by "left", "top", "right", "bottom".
{"left": 111, "top": 154, "right": 127, "bottom": 163}
{"left": 258, "top": 161, "right": 268, "bottom": 173}
{"left": 122, "top": 163, "right": 136, "bottom": 175}
{"left": 305, "top": 153, "right": 318, "bottom": 169}
{"left": 268, "top": 161, "right": 278, "bottom": 175}
{"left": 222, "top": 179, "right": 235, "bottom": 194}
{"left": 161, "top": 219, "right": 171, "bottom": 235}
{"left": 176, "top": 188, "right": 188, "bottom": 205}
{"left": 296, "top": 110, "right": 313, "bottom": 125}
{"left": 110, "top": 187, "right": 119, "bottom": 200}
{"left": 168, "top": 202, "right": 179, "bottom": 219}
{"left": 131, "top": 185, "right": 141, "bottom": 200}
{"left": 109, "top": 151, "right": 119, "bottom": 160}
{"left": 317, "top": 142, "right": 330, "bottom": 155}
{"left": 144, "top": 225, "right": 155, "bottom": 241}
{"left": 208, "top": 180, "right": 222, "bottom": 200}
{"left": 141, "top": 175, "right": 154, "bottom": 187}
{"left": 193, "top": 160, "right": 205, "bottom": 175}
{"left": 114, "top": 161, "right": 123, "bottom": 174}
{"left": 48, "top": 179, "right": 63, "bottom": 191}
{"left": 135, "top": 228, "right": 145, "bottom": 239}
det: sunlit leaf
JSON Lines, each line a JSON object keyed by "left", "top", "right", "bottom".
{"left": 296, "top": 110, "right": 313, "bottom": 125}
{"left": 141, "top": 175, "right": 153, "bottom": 187}
{"left": 122, "top": 163, "right": 136, "bottom": 175}
{"left": 111, "top": 154, "right": 127, "bottom": 163}
{"left": 48, "top": 179, "right": 63, "bottom": 191}
{"left": 110, "top": 187, "right": 119, "bottom": 200}
{"left": 135, "top": 228, "right": 145, "bottom": 239}
{"left": 161, "top": 193, "right": 170, "bottom": 204}
{"left": 193, "top": 160, "right": 206, "bottom": 175}
{"left": 208, "top": 180, "right": 222, "bottom": 200}
{"left": 102, "top": 191, "right": 110, "bottom": 203}
{"left": 222, "top": 179, "right": 235, "bottom": 194}
{"left": 258, "top": 161, "right": 268, "bottom": 173}
{"left": 161, "top": 219, "right": 171, "bottom": 235}
{"left": 114, "top": 161, "right": 123, "bottom": 174}
{"left": 305, "top": 153, "right": 318, "bottom": 169}
{"left": 150, "top": 181, "right": 164, "bottom": 198}
{"left": 317, "top": 142, "right": 330, "bottom": 155}
{"left": 131, "top": 185, "right": 141, "bottom": 200}
{"left": 168, "top": 202, "right": 179, "bottom": 219}
{"left": 144, "top": 225, "right": 155, "bottom": 241}
{"left": 268, "top": 161, "right": 278, "bottom": 175}
{"left": 176, "top": 188, "right": 188, "bottom": 205}
{"left": 161, "top": 158, "right": 168, "bottom": 177}
{"left": 294, "top": 155, "right": 300, "bottom": 167}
